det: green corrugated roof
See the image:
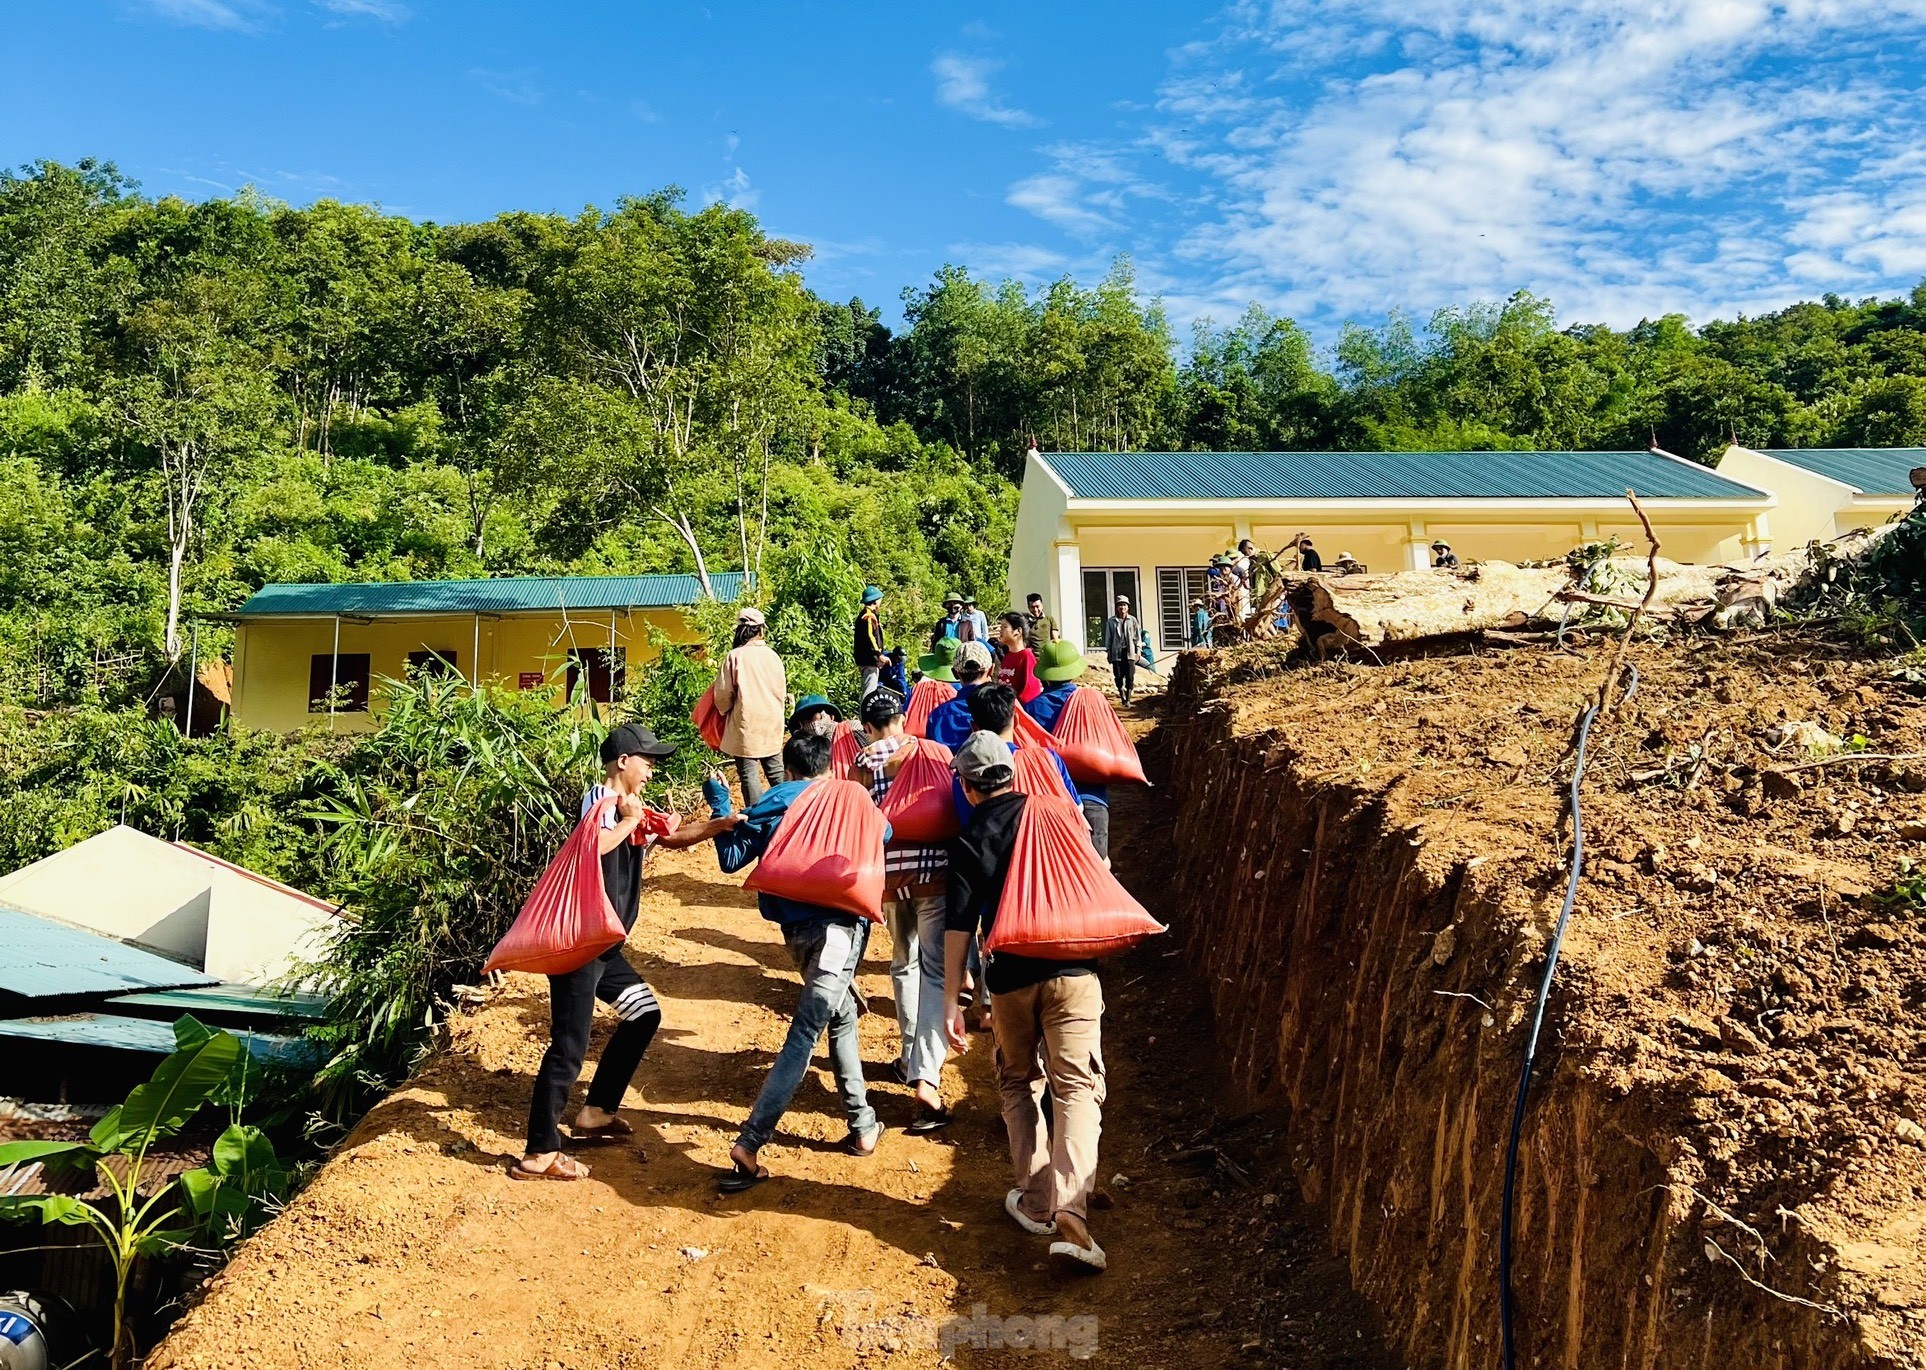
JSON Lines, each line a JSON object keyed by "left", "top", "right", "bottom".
{"left": 1754, "top": 448, "right": 1926, "bottom": 496}
{"left": 109, "top": 983, "right": 330, "bottom": 1021}
{"left": 0, "top": 1013, "right": 318, "bottom": 1066}
{"left": 237, "top": 572, "right": 745, "bottom": 618}
{"left": 0, "top": 907, "right": 217, "bottom": 1001}
{"left": 1040, "top": 450, "right": 1766, "bottom": 501}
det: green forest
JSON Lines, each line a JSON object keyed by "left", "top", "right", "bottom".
{"left": 6, "top": 152, "right": 1926, "bottom": 1109}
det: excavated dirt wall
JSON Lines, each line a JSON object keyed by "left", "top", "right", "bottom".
{"left": 1158, "top": 643, "right": 1926, "bottom": 1370}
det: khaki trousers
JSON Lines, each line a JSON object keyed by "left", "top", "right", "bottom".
{"left": 990, "top": 974, "right": 1106, "bottom": 1223}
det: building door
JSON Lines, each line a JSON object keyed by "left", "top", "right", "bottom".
{"left": 1156, "top": 567, "right": 1211, "bottom": 649}
{"left": 566, "top": 647, "right": 626, "bottom": 704}
{"left": 1081, "top": 568, "right": 1140, "bottom": 654}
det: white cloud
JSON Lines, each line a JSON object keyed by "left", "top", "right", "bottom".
{"left": 1145, "top": 0, "right": 1926, "bottom": 326}
{"left": 469, "top": 68, "right": 542, "bottom": 107}
{"left": 932, "top": 53, "right": 1042, "bottom": 129}
{"left": 1006, "top": 141, "right": 1166, "bottom": 239}
{"left": 314, "top": 0, "right": 408, "bottom": 21}
{"left": 704, "top": 166, "right": 759, "bottom": 212}
{"left": 142, "top": 0, "right": 271, "bottom": 30}
{"left": 943, "top": 241, "right": 1071, "bottom": 280}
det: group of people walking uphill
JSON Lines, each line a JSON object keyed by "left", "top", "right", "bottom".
{"left": 511, "top": 585, "right": 1147, "bottom": 1276}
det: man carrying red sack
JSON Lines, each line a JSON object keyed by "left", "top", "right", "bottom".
{"left": 515, "top": 724, "right": 742, "bottom": 1183}
{"left": 1024, "top": 642, "right": 1111, "bottom": 862}
{"left": 711, "top": 731, "right": 891, "bottom": 1191}
{"left": 944, "top": 732, "right": 1109, "bottom": 1274}
{"left": 850, "top": 689, "right": 952, "bottom": 1133}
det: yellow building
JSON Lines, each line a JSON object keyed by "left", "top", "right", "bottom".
{"left": 1007, "top": 449, "right": 1775, "bottom": 654}
{"left": 1714, "top": 445, "right": 1921, "bottom": 548}
{"left": 230, "top": 572, "right": 740, "bottom": 733}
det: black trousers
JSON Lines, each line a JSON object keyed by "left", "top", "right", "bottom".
{"left": 526, "top": 942, "right": 661, "bottom": 1154}
{"left": 1111, "top": 658, "right": 1136, "bottom": 699}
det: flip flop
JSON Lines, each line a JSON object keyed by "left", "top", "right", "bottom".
{"left": 718, "top": 1163, "right": 770, "bottom": 1194}
{"left": 905, "top": 1107, "right": 953, "bottom": 1134}
{"left": 508, "top": 1153, "right": 590, "bottom": 1182}
{"left": 572, "top": 1118, "right": 635, "bottom": 1143}
{"left": 840, "top": 1123, "right": 886, "bottom": 1157}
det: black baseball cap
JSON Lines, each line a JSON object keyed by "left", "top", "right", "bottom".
{"left": 600, "top": 722, "right": 678, "bottom": 765}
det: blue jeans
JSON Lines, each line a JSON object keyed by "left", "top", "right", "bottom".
{"left": 885, "top": 895, "right": 949, "bottom": 1087}
{"left": 738, "top": 915, "right": 877, "bottom": 1151}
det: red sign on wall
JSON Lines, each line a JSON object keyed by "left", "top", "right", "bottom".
{"left": 518, "top": 672, "right": 545, "bottom": 690}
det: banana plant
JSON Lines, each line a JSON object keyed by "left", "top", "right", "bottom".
{"left": 0, "top": 1018, "right": 244, "bottom": 1369}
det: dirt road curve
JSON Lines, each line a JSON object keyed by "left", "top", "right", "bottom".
{"left": 149, "top": 766, "right": 1395, "bottom": 1368}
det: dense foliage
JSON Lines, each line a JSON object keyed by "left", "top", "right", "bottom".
{"left": 6, "top": 159, "right": 1926, "bottom": 716}
{"left": 8, "top": 154, "right": 1926, "bottom": 1131}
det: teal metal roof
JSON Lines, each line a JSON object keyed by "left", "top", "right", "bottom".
{"left": 109, "top": 983, "right": 330, "bottom": 1021}
{"left": 0, "top": 907, "right": 217, "bottom": 1000}
{"left": 0, "top": 1013, "right": 318, "bottom": 1066}
{"left": 1040, "top": 450, "right": 1765, "bottom": 501}
{"left": 1754, "top": 448, "right": 1926, "bottom": 496}
{"left": 237, "top": 572, "right": 746, "bottom": 618}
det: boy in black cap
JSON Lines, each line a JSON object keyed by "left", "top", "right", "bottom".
{"left": 514, "top": 723, "right": 742, "bottom": 1182}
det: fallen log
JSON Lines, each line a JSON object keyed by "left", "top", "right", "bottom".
{"left": 1286, "top": 555, "right": 1800, "bottom": 656}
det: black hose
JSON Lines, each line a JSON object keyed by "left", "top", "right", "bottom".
{"left": 1498, "top": 663, "right": 1636, "bottom": 1369}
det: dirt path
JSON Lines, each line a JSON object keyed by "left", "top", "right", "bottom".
{"left": 149, "top": 743, "right": 1395, "bottom": 1369}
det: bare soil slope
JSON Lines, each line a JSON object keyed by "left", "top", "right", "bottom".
{"left": 147, "top": 774, "right": 1392, "bottom": 1369}
{"left": 1165, "top": 633, "right": 1926, "bottom": 1368}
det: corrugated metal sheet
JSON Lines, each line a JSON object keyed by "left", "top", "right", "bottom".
{"left": 109, "top": 983, "right": 330, "bottom": 1020}
{"left": 0, "top": 908, "right": 216, "bottom": 1000}
{"left": 0, "top": 1014, "right": 317, "bottom": 1066}
{"left": 1040, "top": 450, "right": 1766, "bottom": 501}
{"left": 237, "top": 572, "right": 747, "bottom": 618}
{"left": 1758, "top": 448, "right": 1926, "bottom": 496}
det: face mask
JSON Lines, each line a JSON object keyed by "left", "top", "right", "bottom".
{"left": 809, "top": 714, "right": 838, "bottom": 738}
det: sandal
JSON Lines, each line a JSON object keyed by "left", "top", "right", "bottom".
{"left": 840, "top": 1123, "right": 886, "bottom": 1157}
{"left": 718, "top": 1162, "right": 770, "bottom": 1194}
{"left": 906, "top": 1107, "right": 953, "bottom": 1134}
{"left": 509, "top": 1153, "right": 590, "bottom": 1182}
{"left": 572, "top": 1117, "right": 635, "bottom": 1143}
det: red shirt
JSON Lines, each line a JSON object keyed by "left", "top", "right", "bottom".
{"left": 996, "top": 646, "right": 1042, "bottom": 703}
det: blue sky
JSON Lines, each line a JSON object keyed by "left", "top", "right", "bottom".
{"left": 7, "top": 0, "right": 1926, "bottom": 337}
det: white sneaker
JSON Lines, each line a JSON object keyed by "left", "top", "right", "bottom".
{"left": 1004, "top": 1190, "right": 1056, "bottom": 1236}
{"left": 1049, "top": 1235, "right": 1107, "bottom": 1272}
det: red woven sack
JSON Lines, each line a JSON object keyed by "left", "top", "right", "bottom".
{"left": 1050, "top": 686, "right": 1148, "bottom": 785}
{"left": 1011, "top": 701, "right": 1055, "bottom": 752}
{"left": 1010, "top": 745, "right": 1075, "bottom": 803}
{"left": 880, "top": 738, "right": 960, "bottom": 843}
{"left": 830, "top": 717, "right": 861, "bottom": 775}
{"left": 484, "top": 798, "right": 628, "bottom": 976}
{"left": 692, "top": 683, "right": 725, "bottom": 751}
{"left": 742, "top": 778, "right": 887, "bottom": 923}
{"left": 904, "top": 678, "right": 957, "bottom": 737}
{"left": 984, "top": 795, "right": 1165, "bottom": 959}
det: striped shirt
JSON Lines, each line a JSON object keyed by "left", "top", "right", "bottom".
{"left": 856, "top": 736, "right": 948, "bottom": 897}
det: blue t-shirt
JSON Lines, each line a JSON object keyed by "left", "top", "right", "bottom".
{"left": 713, "top": 779, "right": 892, "bottom": 926}
{"left": 924, "top": 685, "right": 980, "bottom": 750}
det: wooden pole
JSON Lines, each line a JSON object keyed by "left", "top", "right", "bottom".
{"left": 184, "top": 623, "right": 198, "bottom": 738}
{"left": 329, "top": 616, "right": 340, "bottom": 732}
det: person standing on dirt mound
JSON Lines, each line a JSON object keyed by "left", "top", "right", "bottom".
{"left": 714, "top": 607, "right": 788, "bottom": 804}
{"left": 709, "top": 731, "right": 888, "bottom": 1191}
{"left": 1102, "top": 595, "right": 1142, "bottom": 707}
{"left": 514, "top": 724, "right": 744, "bottom": 1183}
{"left": 944, "top": 732, "right": 1110, "bottom": 1273}
{"left": 851, "top": 689, "right": 953, "bottom": 1133}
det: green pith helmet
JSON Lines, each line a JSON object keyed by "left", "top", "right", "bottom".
{"left": 1036, "top": 639, "right": 1087, "bottom": 683}
{"left": 917, "top": 637, "right": 960, "bottom": 682}
{"left": 787, "top": 693, "right": 842, "bottom": 733}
